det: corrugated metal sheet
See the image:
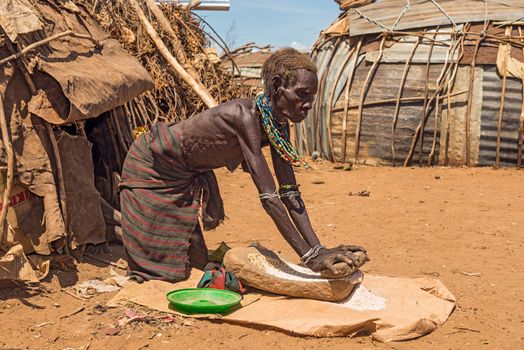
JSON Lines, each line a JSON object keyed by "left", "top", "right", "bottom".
{"left": 329, "top": 62, "right": 444, "bottom": 165}
{"left": 478, "top": 66, "right": 523, "bottom": 166}
{"left": 365, "top": 28, "right": 462, "bottom": 63}
{"left": 347, "top": 0, "right": 524, "bottom": 37}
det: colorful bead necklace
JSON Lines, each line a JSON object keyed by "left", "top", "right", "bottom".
{"left": 255, "top": 93, "right": 304, "bottom": 167}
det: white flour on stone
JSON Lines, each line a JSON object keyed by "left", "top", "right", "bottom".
{"left": 247, "top": 253, "right": 362, "bottom": 283}
{"left": 337, "top": 285, "right": 387, "bottom": 311}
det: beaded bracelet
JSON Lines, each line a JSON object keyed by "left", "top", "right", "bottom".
{"left": 279, "top": 183, "right": 300, "bottom": 193}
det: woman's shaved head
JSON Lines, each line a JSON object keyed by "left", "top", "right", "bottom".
{"left": 262, "top": 48, "right": 317, "bottom": 96}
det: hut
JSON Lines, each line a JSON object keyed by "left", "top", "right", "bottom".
{"left": 0, "top": 0, "right": 240, "bottom": 285}
{"left": 296, "top": 0, "right": 524, "bottom": 167}
{"left": 221, "top": 43, "right": 272, "bottom": 97}
{"left": 0, "top": 0, "right": 152, "bottom": 261}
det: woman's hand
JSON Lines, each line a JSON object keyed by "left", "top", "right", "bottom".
{"left": 306, "top": 245, "right": 369, "bottom": 278}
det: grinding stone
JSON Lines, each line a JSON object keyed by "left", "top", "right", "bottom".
{"left": 223, "top": 246, "right": 363, "bottom": 301}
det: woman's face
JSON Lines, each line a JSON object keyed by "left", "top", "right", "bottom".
{"left": 273, "top": 69, "right": 318, "bottom": 124}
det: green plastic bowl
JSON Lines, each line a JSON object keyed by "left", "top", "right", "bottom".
{"left": 166, "top": 288, "right": 242, "bottom": 314}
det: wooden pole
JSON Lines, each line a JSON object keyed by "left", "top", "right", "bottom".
{"left": 406, "top": 29, "right": 467, "bottom": 166}
{"left": 129, "top": 0, "right": 217, "bottom": 108}
{"left": 313, "top": 38, "right": 339, "bottom": 158}
{"left": 444, "top": 75, "right": 452, "bottom": 165}
{"left": 428, "top": 91, "right": 441, "bottom": 165}
{"left": 0, "top": 94, "right": 14, "bottom": 239}
{"left": 392, "top": 37, "right": 421, "bottom": 165}
{"left": 326, "top": 45, "right": 356, "bottom": 162}
{"left": 418, "top": 31, "right": 437, "bottom": 166}
{"left": 144, "top": 0, "right": 200, "bottom": 80}
{"left": 341, "top": 39, "right": 362, "bottom": 163}
{"left": 517, "top": 27, "right": 524, "bottom": 168}
{"left": 495, "top": 27, "right": 512, "bottom": 167}
{"left": 332, "top": 89, "right": 468, "bottom": 113}
{"left": 464, "top": 36, "right": 482, "bottom": 166}
{"left": 354, "top": 36, "right": 386, "bottom": 163}
{"left": 0, "top": 30, "right": 101, "bottom": 66}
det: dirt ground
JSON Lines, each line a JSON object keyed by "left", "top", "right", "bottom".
{"left": 1, "top": 162, "right": 523, "bottom": 350}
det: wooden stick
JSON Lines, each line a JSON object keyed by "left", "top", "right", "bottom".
{"left": 426, "top": 30, "right": 457, "bottom": 167}
{"left": 464, "top": 36, "right": 483, "bottom": 166}
{"left": 115, "top": 107, "right": 134, "bottom": 147}
{"left": 136, "top": 97, "right": 151, "bottom": 126}
{"left": 392, "top": 36, "right": 421, "bottom": 165}
{"left": 144, "top": 0, "right": 200, "bottom": 80}
{"left": 326, "top": 45, "right": 356, "bottom": 162}
{"left": 106, "top": 113, "right": 123, "bottom": 170}
{"left": 83, "top": 252, "right": 127, "bottom": 270}
{"left": 0, "top": 94, "right": 14, "bottom": 238}
{"left": 354, "top": 36, "right": 386, "bottom": 163}
{"left": 146, "top": 92, "right": 160, "bottom": 125}
{"left": 496, "top": 27, "right": 511, "bottom": 167}
{"left": 341, "top": 39, "right": 362, "bottom": 163}
{"left": 406, "top": 29, "right": 467, "bottom": 166}
{"left": 60, "top": 306, "right": 85, "bottom": 319}
{"left": 129, "top": 0, "right": 217, "bottom": 108}
{"left": 110, "top": 110, "right": 128, "bottom": 154}
{"left": 428, "top": 90, "right": 441, "bottom": 165}
{"left": 332, "top": 89, "right": 468, "bottom": 113}
{"left": 418, "top": 31, "right": 437, "bottom": 165}
{"left": 314, "top": 38, "right": 339, "bottom": 157}
{"left": 518, "top": 27, "right": 524, "bottom": 167}
{"left": 44, "top": 125, "right": 70, "bottom": 253}
{"left": 443, "top": 28, "right": 467, "bottom": 165}
{"left": 127, "top": 101, "right": 139, "bottom": 130}
{"left": 444, "top": 75, "right": 452, "bottom": 165}
{"left": 62, "top": 289, "right": 89, "bottom": 301}
{"left": 0, "top": 30, "right": 101, "bottom": 66}
{"left": 120, "top": 105, "right": 136, "bottom": 143}
{"left": 446, "top": 30, "right": 468, "bottom": 165}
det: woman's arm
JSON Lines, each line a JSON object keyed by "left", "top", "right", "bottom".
{"left": 234, "top": 105, "right": 310, "bottom": 257}
{"left": 270, "top": 146, "right": 321, "bottom": 248}
{"left": 233, "top": 104, "right": 367, "bottom": 273}
{"left": 270, "top": 134, "right": 369, "bottom": 273}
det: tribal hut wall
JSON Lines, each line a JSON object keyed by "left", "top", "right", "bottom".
{"left": 296, "top": 0, "right": 524, "bottom": 167}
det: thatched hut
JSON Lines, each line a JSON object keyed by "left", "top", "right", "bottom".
{"left": 221, "top": 44, "right": 272, "bottom": 97}
{"left": 1, "top": 0, "right": 240, "bottom": 285}
{"left": 296, "top": 0, "right": 524, "bottom": 167}
{"left": 0, "top": 0, "right": 153, "bottom": 261}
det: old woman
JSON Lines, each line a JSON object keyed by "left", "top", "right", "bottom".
{"left": 119, "top": 48, "right": 368, "bottom": 282}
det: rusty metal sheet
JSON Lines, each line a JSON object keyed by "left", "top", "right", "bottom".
{"left": 365, "top": 28, "right": 462, "bottom": 64}
{"left": 347, "top": 0, "right": 524, "bottom": 37}
{"left": 329, "top": 62, "right": 444, "bottom": 165}
{"left": 478, "top": 66, "right": 523, "bottom": 166}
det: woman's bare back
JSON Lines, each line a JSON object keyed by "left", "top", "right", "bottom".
{"left": 174, "top": 98, "right": 264, "bottom": 172}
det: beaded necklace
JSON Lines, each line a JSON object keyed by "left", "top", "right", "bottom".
{"left": 255, "top": 93, "right": 304, "bottom": 166}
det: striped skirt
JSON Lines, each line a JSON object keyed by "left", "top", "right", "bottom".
{"left": 119, "top": 123, "right": 223, "bottom": 282}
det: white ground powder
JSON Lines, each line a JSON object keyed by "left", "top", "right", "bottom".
{"left": 247, "top": 253, "right": 362, "bottom": 283}
{"left": 337, "top": 285, "right": 387, "bottom": 311}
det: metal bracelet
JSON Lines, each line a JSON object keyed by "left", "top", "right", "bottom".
{"left": 279, "top": 190, "right": 301, "bottom": 198}
{"left": 259, "top": 189, "right": 279, "bottom": 200}
{"left": 300, "top": 244, "right": 324, "bottom": 264}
